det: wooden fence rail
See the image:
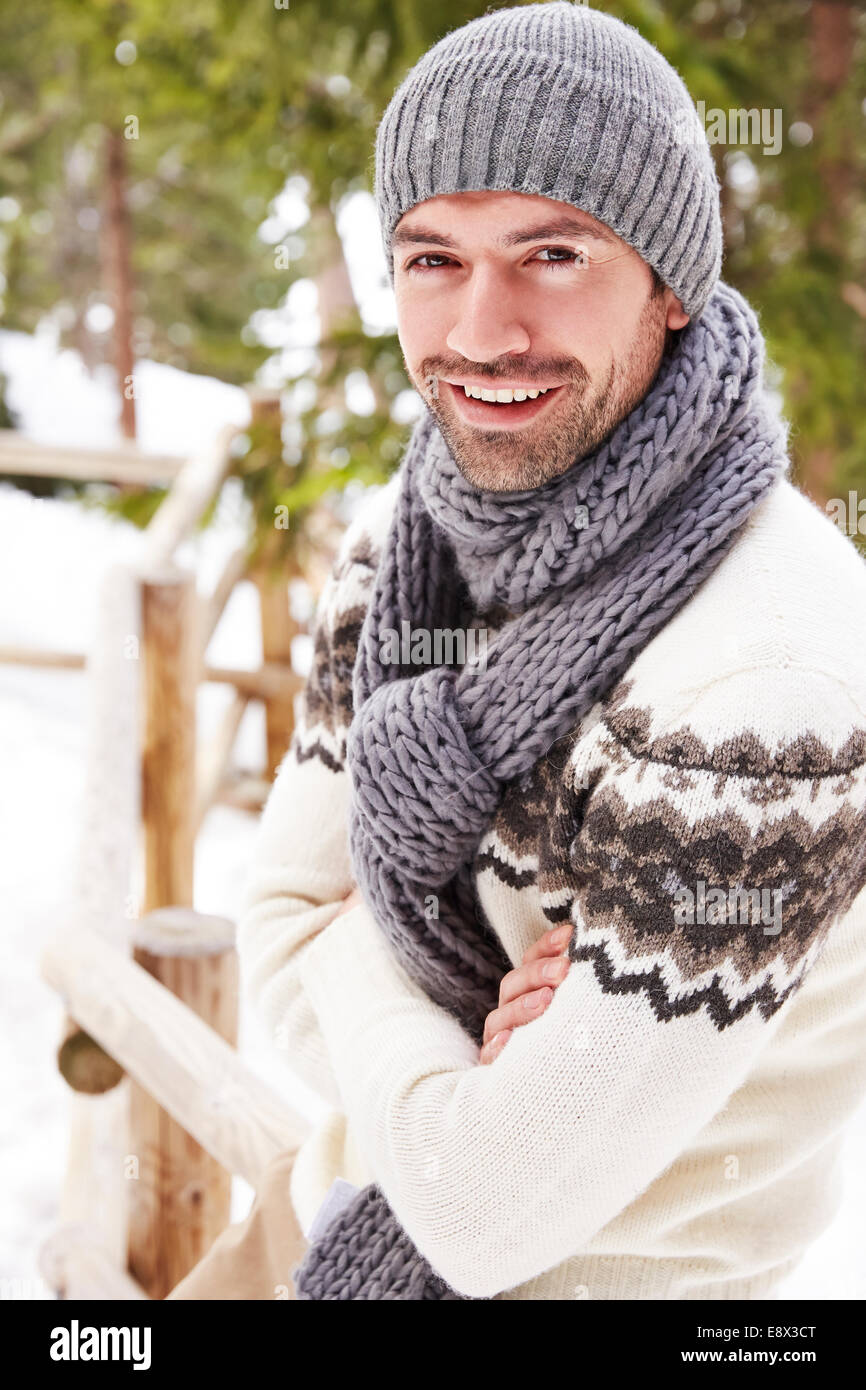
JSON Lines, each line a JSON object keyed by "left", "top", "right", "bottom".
{"left": 40, "top": 921, "right": 309, "bottom": 1191}
{"left": 40, "top": 917, "right": 310, "bottom": 1300}
{"left": 0, "top": 429, "right": 185, "bottom": 484}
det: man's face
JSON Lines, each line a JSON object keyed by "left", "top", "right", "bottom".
{"left": 392, "top": 191, "right": 690, "bottom": 493}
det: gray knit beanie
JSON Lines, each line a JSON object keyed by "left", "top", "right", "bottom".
{"left": 373, "top": 1, "right": 723, "bottom": 319}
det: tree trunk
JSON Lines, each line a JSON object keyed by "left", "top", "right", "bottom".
{"left": 805, "top": 0, "right": 856, "bottom": 260}
{"left": 310, "top": 203, "right": 358, "bottom": 415}
{"left": 103, "top": 128, "right": 137, "bottom": 440}
{"left": 798, "top": 1, "right": 857, "bottom": 506}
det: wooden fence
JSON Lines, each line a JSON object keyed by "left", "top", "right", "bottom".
{"left": 0, "top": 392, "right": 313, "bottom": 1298}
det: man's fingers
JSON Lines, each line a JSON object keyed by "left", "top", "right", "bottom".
{"left": 479, "top": 1029, "right": 512, "bottom": 1065}
{"left": 483, "top": 986, "right": 554, "bottom": 1044}
{"left": 521, "top": 923, "right": 572, "bottom": 965}
{"left": 480, "top": 926, "right": 573, "bottom": 1048}
{"left": 497, "top": 952, "right": 570, "bottom": 1008}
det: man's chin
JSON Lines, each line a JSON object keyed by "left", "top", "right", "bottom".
{"left": 449, "top": 450, "right": 574, "bottom": 495}
{"left": 433, "top": 414, "right": 587, "bottom": 493}
{"left": 430, "top": 408, "right": 564, "bottom": 493}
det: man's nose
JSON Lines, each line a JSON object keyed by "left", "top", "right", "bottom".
{"left": 445, "top": 265, "right": 531, "bottom": 364}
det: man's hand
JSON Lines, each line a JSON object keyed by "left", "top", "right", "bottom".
{"left": 479, "top": 924, "right": 572, "bottom": 1065}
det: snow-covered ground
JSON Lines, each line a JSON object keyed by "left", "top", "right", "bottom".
{"left": 0, "top": 325, "right": 864, "bottom": 1302}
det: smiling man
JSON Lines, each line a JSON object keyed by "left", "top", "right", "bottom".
{"left": 393, "top": 192, "right": 688, "bottom": 492}
{"left": 167, "top": 2, "right": 866, "bottom": 1305}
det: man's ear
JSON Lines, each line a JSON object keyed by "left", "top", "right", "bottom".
{"left": 665, "top": 290, "right": 690, "bottom": 331}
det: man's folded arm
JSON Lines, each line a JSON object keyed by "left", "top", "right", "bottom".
{"left": 237, "top": 728, "right": 355, "bottom": 1110}
{"left": 236, "top": 547, "right": 368, "bottom": 1109}
{"left": 299, "top": 671, "right": 866, "bottom": 1297}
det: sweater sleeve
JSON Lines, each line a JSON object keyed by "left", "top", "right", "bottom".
{"left": 298, "top": 667, "right": 866, "bottom": 1297}
{"left": 236, "top": 524, "right": 379, "bottom": 1110}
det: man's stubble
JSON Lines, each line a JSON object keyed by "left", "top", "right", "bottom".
{"left": 417, "top": 290, "right": 673, "bottom": 494}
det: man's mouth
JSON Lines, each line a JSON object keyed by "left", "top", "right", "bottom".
{"left": 440, "top": 378, "right": 564, "bottom": 429}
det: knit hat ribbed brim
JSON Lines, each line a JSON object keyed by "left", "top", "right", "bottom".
{"left": 374, "top": 1, "right": 723, "bottom": 319}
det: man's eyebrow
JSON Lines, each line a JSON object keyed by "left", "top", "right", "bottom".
{"left": 391, "top": 215, "right": 619, "bottom": 250}
{"left": 502, "top": 217, "right": 619, "bottom": 247}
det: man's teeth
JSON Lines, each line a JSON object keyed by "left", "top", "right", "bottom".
{"left": 461, "top": 384, "right": 552, "bottom": 403}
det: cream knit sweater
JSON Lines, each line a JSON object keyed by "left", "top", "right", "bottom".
{"left": 237, "top": 470, "right": 866, "bottom": 1300}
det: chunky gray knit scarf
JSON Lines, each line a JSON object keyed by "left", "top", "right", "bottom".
{"left": 293, "top": 280, "right": 790, "bottom": 1299}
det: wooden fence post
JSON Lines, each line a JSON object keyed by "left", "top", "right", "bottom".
{"left": 247, "top": 389, "right": 300, "bottom": 782}
{"left": 126, "top": 566, "right": 237, "bottom": 1299}
{"left": 253, "top": 566, "right": 299, "bottom": 782}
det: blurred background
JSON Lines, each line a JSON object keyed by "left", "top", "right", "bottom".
{"left": 0, "top": 0, "right": 864, "bottom": 1301}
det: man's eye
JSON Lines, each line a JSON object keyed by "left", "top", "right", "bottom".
{"left": 405, "top": 248, "right": 590, "bottom": 273}
{"left": 407, "top": 254, "right": 452, "bottom": 271}
{"left": 534, "top": 247, "right": 589, "bottom": 270}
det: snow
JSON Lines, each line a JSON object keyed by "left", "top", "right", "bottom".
{"left": 0, "top": 326, "right": 251, "bottom": 456}
{"left": 0, "top": 325, "right": 864, "bottom": 1302}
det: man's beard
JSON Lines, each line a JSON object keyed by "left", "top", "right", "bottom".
{"left": 416, "top": 292, "right": 673, "bottom": 494}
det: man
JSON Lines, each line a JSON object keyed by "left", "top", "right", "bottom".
{"left": 170, "top": 2, "right": 866, "bottom": 1301}
{"left": 388, "top": 192, "right": 688, "bottom": 496}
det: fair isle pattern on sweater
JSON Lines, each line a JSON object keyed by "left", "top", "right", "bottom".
{"left": 563, "top": 688, "right": 866, "bottom": 1028}
{"left": 240, "top": 469, "right": 866, "bottom": 1298}
{"left": 295, "top": 511, "right": 866, "bottom": 1039}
